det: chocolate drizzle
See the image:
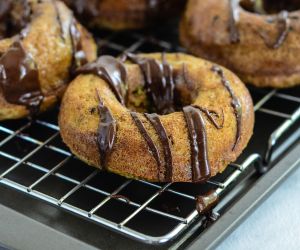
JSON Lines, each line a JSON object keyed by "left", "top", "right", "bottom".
{"left": 0, "top": 41, "right": 43, "bottom": 116}
{"left": 231, "top": 0, "right": 292, "bottom": 49}
{"left": 211, "top": 65, "right": 242, "bottom": 150}
{"left": 69, "top": 19, "right": 88, "bottom": 72}
{"left": 124, "top": 53, "right": 175, "bottom": 115}
{"left": 260, "top": 10, "right": 291, "bottom": 49}
{"left": 76, "top": 56, "right": 128, "bottom": 105}
{"left": 272, "top": 11, "right": 291, "bottom": 49}
{"left": 130, "top": 111, "right": 162, "bottom": 180}
{"left": 229, "top": 0, "right": 240, "bottom": 43}
{"left": 95, "top": 90, "right": 117, "bottom": 169}
{"left": 144, "top": 113, "right": 173, "bottom": 182}
{"left": 193, "top": 105, "right": 224, "bottom": 130}
{"left": 183, "top": 106, "right": 211, "bottom": 183}
{"left": 53, "top": 1, "right": 65, "bottom": 42}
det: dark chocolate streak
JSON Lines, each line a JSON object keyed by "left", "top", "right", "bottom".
{"left": 124, "top": 53, "right": 175, "bottom": 115}
{"left": 145, "top": 113, "right": 173, "bottom": 182}
{"left": 229, "top": 0, "right": 240, "bottom": 43}
{"left": 76, "top": 56, "right": 128, "bottom": 105}
{"left": 211, "top": 65, "right": 242, "bottom": 150}
{"left": 0, "top": 41, "right": 43, "bottom": 116}
{"left": 183, "top": 106, "right": 211, "bottom": 183}
{"left": 69, "top": 19, "right": 88, "bottom": 72}
{"left": 193, "top": 105, "right": 224, "bottom": 130}
{"left": 262, "top": 10, "right": 291, "bottom": 49}
{"left": 53, "top": 1, "right": 65, "bottom": 41}
{"left": 130, "top": 111, "right": 162, "bottom": 180}
{"left": 96, "top": 90, "right": 117, "bottom": 169}
{"left": 273, "top": 11, "right": 290, "bottom": 49}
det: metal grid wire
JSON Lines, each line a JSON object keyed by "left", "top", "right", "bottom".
{"left": 0, "top": 26, "right": 300, "bottom": 245}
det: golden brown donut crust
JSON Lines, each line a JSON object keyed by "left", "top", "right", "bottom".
{"left": 59, "top": 53, "right": 254, "bottom": 182}
{"left": 63, "top": 0, "right": 186, "bottom": 30}
{"left": 180, "top": 0, "right": 300, "bottom": 88}
{"left": 0, "top": 0, "right": 97, "bottom": 121}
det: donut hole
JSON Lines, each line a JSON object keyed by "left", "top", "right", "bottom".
{"left": 126, "top": 70, "right": 196, "bottom": 115}
{"left": 0, "top": 0, "right": 30, "bottom": 39}
{"left": 240, "top": 0, "right": 300, "bottom": 14}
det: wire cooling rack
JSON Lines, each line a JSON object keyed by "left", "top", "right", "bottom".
{"left": 0, "top": 27, "right": 300, "bottom": 245}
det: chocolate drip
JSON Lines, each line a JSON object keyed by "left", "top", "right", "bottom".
{"left": 130, "top": 112, "right": 162, "bottom": 180}
{"left": 196, "top": 191, "right": 219, "bottom": 214}
{"left": 95, "top": 90, "right": 117, "bottom": 169}
{"left": 144, "top": 113, "right": 173, "bottom": 182}
{"left": 211, "top": 65, "right": 242, "bottom": 150}
{"left": 263, "top": 10, "right": 291, "bottom": 49}
{"left": 183, "top": 106, "right": 211, "bottom": 183}
{"left": 53, "top": 1, "right": 65, "bottom": 41}
{"left": 76, "top": 56, "right": 128, "bottom": 105}
{"left": 193, "top": 105, "right": 224, "bottom": 130}
{"left": 229, "top": 0, "right": 240, "bottom": 43}
{"left": 0, "top": 41, "right": 43, "bottom": 116}
{"left": 69, "top": 19, "right": 88, "bottom": 72}
{"left": 124, "top": 53, "right": 175, "bottom": 115}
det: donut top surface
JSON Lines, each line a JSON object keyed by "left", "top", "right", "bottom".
{"left": 72, "top": 53, "right": 247, "bottom": 183}
{"left": 0, "top": 0, "right": 90, "bottom": 117}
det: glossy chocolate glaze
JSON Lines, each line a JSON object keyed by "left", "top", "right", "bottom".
{"left": 130, "top": 111, "right": 162, "bottom": 180}
{"left": 69, "top": 19, "right": 88, "bottom": 72}
{"left": 145, "top": 113, "right": 173, "bottom": 182}
{"left": 211, "top": 65, "right": 242, "bottom": 150}
{"left": 76, "top": 56, "right": 128, "bottom": 105}
{"left": 193, "top": 105, "right": 224, "bottom": 130}
{"left": 124, "top": 53, "right": 175, "bottom": 115}
{"left": 0, "top": 41, "right": 43, "bottom": 116}
{"left": 95, "top": 90, "right": 117, "bottom": 169}
{"left": 183, "top": 106, "right": 211, "bottom": 183}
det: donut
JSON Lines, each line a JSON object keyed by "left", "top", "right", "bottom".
{"left": 62, "top": 0, "right": 186, "bottom": 30}
{"left": 0, "top": 0, "right": 97, "bottom": 121}
{"left": 59, "top": 53, "right": 254, "bottom": 183}
{"left": 180, "top": 0, "right": 300, "bottom": 88}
